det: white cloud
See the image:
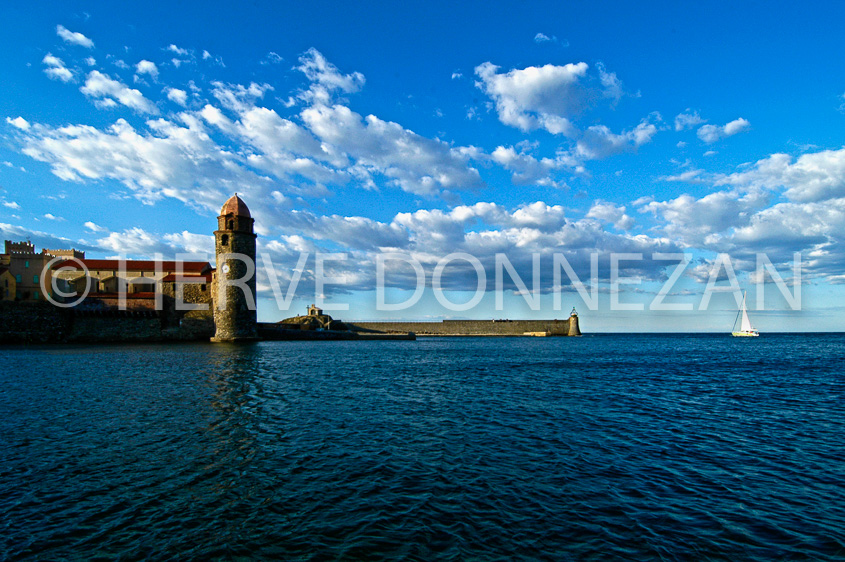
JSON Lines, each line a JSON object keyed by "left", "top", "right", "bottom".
{"left": 451, "top": 72, "right": 462, "bottom": 80}
{"left": 697, "top": 117, "right": 750, "bottom": 143}
{"left": 674, "top": 109, "right": 705, "bottom": 131}
{"left": 295, "top": 48, "right": 365, "bottom": 105}
{"left": 97, "top": 227, "right": 174, "bottom": 256}
{"left": 490, "top": 145, "right": 577, "bottom": 187}
{"left": 474, "top": 61, "right": 589, "bottom": 135}
{"left": 261, "top": 52, "right": 283, "bottom": 65}
{"left": 84, "top": 221, "right": 106, "bottom": 232}
{"left": 586, "top": 202, "right": 635, "bottom": 231}
{"left": 6, "top": 116, "right": 30, "bottom": 130}
{"left": 167, "top": 44, "right": 189, "bottom": 56}
{"left": 135, "top": 60, "right": 159, "bottom": 79}
{"left": 166, "top": 88, "right": 188, "bottom": 106}
{"left": 163, "top": 230, "right": 215, "bottom": 254}
{"left": 301, "top": 103, "right": 483, "bottom": 197}
{"left": 533, "top": 33, "right": 568, "bottom": 47}
{"left": 211, "top": 81, "right": 272, "bottom": 112}
{"left": 575, "top": 115, "right": 661, "bottom": 160}
{"left": 3, "top": 201, "right": 21, "bottom": 209}
{"left": 43, "top": 213, "right": 64, "bottom": 221}
{"left": 80, "top": 71, "right": 158, "bottom": 114}
{"left": 201, "top": 50, "right": 225, "bottom": 67}
{"left": 474, "top": 60, "right": 628, "bottom": 137}
{"left": 18, "top": 117, "right": 263, "bottom": 208}
{"left": 660, "top": 169, "right": 706, "bottom": 183}
{"left": 56, "top": 25, "right": 94, "bottom": 48}
{"left": 596, "top": 63, "right": 625, "bottom": 105}
{"left": 42, "top": 53, "right": 74, "bottom": 82}
{"left": 719, "top": 148, "right": 845, "bottom": 203}
{"left": 643, "top": 188, "right": 770, "bottom": 247}
{"left": 84, "top": 57, "right": 96, "bottom": 66}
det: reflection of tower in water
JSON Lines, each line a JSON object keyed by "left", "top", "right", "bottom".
{"left": 212, "top": 194, "right": 258, "bottom": 342}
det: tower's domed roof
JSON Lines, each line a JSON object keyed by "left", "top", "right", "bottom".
{"left": 220, "top": 194, "right": 251, "bottom": 218}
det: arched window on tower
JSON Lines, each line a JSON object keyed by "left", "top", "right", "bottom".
{"left": 227, "top": 219, "right": 234, "bottom": 230}
{"left": 221, "top": 234, "right": 229, "bottom": 246}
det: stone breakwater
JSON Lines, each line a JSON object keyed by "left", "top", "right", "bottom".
{"left": 350, "top": 317, "right": 581, "bottom": 337}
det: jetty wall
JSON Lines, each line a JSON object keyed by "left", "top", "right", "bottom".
{"left": 350, "top": 317, "right": 580, "bottom": 336}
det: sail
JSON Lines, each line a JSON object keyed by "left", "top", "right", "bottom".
{"left": 740, "top": 305, "right": 753, "bottom": 332}
{"left": 733, "top": 291, "right": 758, "bottom": 336}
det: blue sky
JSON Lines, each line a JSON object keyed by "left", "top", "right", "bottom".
{"left": 2, "top": 1, "right": 845, "bottom": 330}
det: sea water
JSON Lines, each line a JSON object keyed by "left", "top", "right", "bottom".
{"left": 1, "top": 334, "right": 844, "bottom": 560}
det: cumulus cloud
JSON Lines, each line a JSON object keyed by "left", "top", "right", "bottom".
{"left": 301, "top": 103, "right": 483, "bottom": 196}
{"left": 674, "top": 109, "right": 706, "bottom": 131}
{"left": 42, "top": 53, "right": 74, "bottom": 82}
{"left": 165, "top": 87, "right": 188, "bottom": 106}
{"left": 643, "top": 187, "right": 770, "bottom": 248}
{"left": 18, "top": 117, "right": 264, "bottom": 208}
{"left": 718, "top": 148, "right": 845, "bottom": 203}
{"left": 586, "top": 202, "right": 635, "bottom": 231}
{"left": 474, "top": 61, "right": 590, "bottom": 135}
{"left": 575, "top": 115, "right": 661, "bottom": 160}
{"left": 295, "top": 48, "right": 365, "bottom": 105}
{"left": 211, "top": 81, "right": 272, "bottom": 112}
{"left": 163, "top": 230, "right": 216, "bottom": 255}
{"left": 56, "top": 25, "right": 94, "bottom": 48}
{"left": 84, "top": 221, "right": 107, "bottom": 232}
{"left": 253, "top": 200, "right": 673, "bottom": 296}
{"left": 6, "top": 116, "right": 30, "bottom": 130}
{"left": 697, "top": 117, "right": 750, "bottom": 143}
{"left": 3, "top": 201, "right": 21, "bottom": 209}
{"left": 474, "top": 59, "right": 638, "bottom": 153}
{"left": 135, "top": 60, "right": 159, "bottom": 79}
{"left": 80, "top": 71, "right": 158, "bottom": 114}
{"left": 97, "top": 227, "right": 175, "bottom": 257}
{"left": 490, "top": 145, "right": 578, "bottom": 187}
{"left": 214, "top": 199, "right": 676, "bottom": 297}
{"left": 167, "top": 44, "right": 189, "bottom": 56}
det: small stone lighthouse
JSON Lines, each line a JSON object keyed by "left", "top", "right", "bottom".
{"left": 568, "top": 307, "right": 581, "bottom": 336}
{"left": 211, "top": 194, "right": 258, "bottom": 342}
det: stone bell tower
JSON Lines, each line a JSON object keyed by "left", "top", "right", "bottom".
{"left": 211, "top": 194, "right": 258, "bottom": 342}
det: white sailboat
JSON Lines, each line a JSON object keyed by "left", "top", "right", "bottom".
{"left": 732, "top": 291, "right": 759, "bottom": 337}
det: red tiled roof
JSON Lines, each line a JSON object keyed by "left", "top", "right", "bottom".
{"left": 51, "top": 259, "right": 212, "bottom": 273}
{"left": 220, "top": 194, "right": 251, "bottom": 218}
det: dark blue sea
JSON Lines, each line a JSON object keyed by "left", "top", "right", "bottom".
{"left": 1, "top": 334, "right": 844, "bottom": 560}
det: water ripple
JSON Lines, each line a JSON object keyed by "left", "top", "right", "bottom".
{"left": 1, "top": 335, "right": 844, "bottom": 559}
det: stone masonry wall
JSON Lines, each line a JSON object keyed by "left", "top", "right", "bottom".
{"left": 213, "top": 226, "right": 257, "bottom": 341}
{"left": 351, "top": 318, "right": 578, "bottom": 336}
{"left": 0, "top": 301, "right": 213, "bottom": 344}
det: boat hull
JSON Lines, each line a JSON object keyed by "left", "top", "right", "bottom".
{"left": 732, "top": 331, "right": 759, "bottom": 337}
